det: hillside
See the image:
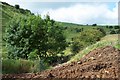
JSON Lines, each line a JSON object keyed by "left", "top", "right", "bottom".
{"left": 1, "top": 2, "right": 120, "bottom": 78}
{"left": 1, "top": 1, "right": 33, "bottom": 32}
{"left": 1, "top": 1, "right": 120, "bottom": 36}
{"left": 3, "top": 46, "right": 120, "bottom": 79}
{"left": 69, "top": 34, "right": 119, "bottom": 62}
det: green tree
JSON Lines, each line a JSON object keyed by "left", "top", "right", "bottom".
{"left": 114, "top": 26, "right": 120, "bottom": 29}
{"left": 92, "top": 24, "right": 97, "bottom": 26}
{"left": 15, "top": 4, "right": 20, "bottom": 9}
{"left": 5, "top": 15, "right": 67, "bottom": 63}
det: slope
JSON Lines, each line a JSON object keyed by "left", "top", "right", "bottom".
{"left": 2, "top": 46, "right": 120, "bottom": 79}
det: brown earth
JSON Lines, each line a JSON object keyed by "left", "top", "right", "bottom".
{"left": 2, "top": 46, "right": 120, "bottom": 80}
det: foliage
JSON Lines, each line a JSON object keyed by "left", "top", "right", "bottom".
{"left": 28, "top": 49, "right": 39, "bottom": 60}
{"left": 92, "top": 24, "right": 97, "bottom": 26}
{"left": 110, "top": 30, "right": 116, "bottom": 34}
{"left": 114, "top": 26, "right": 120, "bottom": 29}
{"left": 5, "top": 15, "right": 67, "bottom": 63}
{"left": 15, "top": 4, "right": 20, "bottom": 9}
{"left": 71, "top": 29, "right": 105, "bottom": 53}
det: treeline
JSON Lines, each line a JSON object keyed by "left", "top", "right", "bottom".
{"left": 105, "top": 25, "right": 120, "bottom": 34}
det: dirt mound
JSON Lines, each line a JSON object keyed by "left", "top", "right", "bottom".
{"left": 2, "top": 46, "right": 120, "bottom": 79}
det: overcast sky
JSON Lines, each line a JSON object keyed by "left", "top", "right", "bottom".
{"left": 1, "top": 0, "right": 119, "bottom": 25}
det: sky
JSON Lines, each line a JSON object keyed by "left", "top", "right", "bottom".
{"left": 1, "top": 0, "right": 119, "bottom": 25}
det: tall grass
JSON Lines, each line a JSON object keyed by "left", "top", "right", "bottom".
{"left": 2, "top": 59, "right": 50, "bottom": 74}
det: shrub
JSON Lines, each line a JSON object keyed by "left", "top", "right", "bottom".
{"left": 71, "top": 41, "right": 85, "bottom": 53}
{"left": 110, "top": 30, "right": 116, "bottom": 34}
{"left": 71, "top": 29, "right": 105, "bottom": 54}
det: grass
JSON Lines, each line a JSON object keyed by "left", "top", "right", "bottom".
{"left": 68, "top": 34, "right": 119, "bottom": 63}
{"left": 101, "top": 34, "right": 118, "bottom": 41}
{"left": 2, "top": 58, "right": 51, "bottom": 74}
{"left": 2, "top": 59, "right": 34, "bottom": 74}
{"left": 115, "top": 44, "right": 120, "bottom": 50}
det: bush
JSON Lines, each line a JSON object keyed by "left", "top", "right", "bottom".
{"left": 71, "top": 29, "right": 105, "bottom": 53}
{"left": 110, "top": 30, "right": 116, "bottom": 34}
{"left": 71, "top": 41, "right": 85, "bottom": 53}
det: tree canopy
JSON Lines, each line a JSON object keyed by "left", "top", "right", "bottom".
{"left": 5, "top": 15, "right": 67, "bottom": 63}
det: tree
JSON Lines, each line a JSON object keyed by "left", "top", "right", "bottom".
{"left": 109, "top": 26, "right": 113, "bottom": 29}
{"left": 15, "top": 4, "right": 20, "bottom": 9}
{"left": 5, "top": 15, "right": 67, "bottom": 63}
{"left": 114, "top": 26, "right": 120, "bottom": 29}
{"left": 92, "top": 24, "right": 97, "bottom": 26}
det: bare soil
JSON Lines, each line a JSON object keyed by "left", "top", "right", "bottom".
{"left": 2, "top": 46, "right": 120, "bottom": 80}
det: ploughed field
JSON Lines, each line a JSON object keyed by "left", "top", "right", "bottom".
{"left": 2, "top": 46, "right": 120, "bottom": 79}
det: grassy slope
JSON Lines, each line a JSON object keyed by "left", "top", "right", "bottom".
{"left": 59, "top": 22, "right": 115, "bottom": 42}
{"left": 68, "top": 34, "right": 119, "bottom": 63}
{"left": 2, "top": 2, "right": 32, "bottom": 30}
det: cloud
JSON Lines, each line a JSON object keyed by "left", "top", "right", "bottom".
{"left": 41, "top": 3, "right": 118, "bottom": 25}
{"left": 1, "top": 0, "right": 119, "bottom": 2}
{"left": 1, "top": 0, "right": 118, "bottom": 25}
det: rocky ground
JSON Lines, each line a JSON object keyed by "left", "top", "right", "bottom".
{"left": 2, "top": 46, "right": 120, "bottom": 80}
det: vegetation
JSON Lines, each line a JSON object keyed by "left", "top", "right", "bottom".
{"left": 15, "top": 4, "right": 20, "bottom": 9}
{"left": 69, "top": 34, "right": 119, "bottom": 62}
{"left": 70, "top": 29, "right": 106, "bottom": 53}
{"left": 1, "top": 2, "right": 120, "bottom": 74}
{"left": 5, "top": 14, "right": 67, "bottom": 64}
{"left": 2, "top": 59, "right": 50, "bottom": 73}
